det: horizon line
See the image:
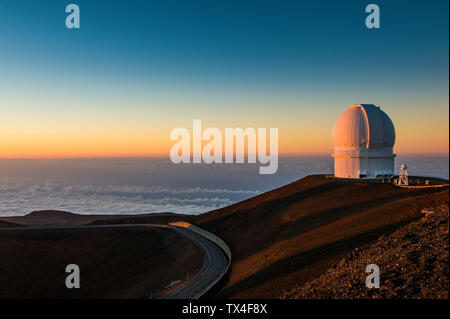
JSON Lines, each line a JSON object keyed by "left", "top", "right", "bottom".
{"left": 0, "top": 152, "right": 448, "bottom": 160}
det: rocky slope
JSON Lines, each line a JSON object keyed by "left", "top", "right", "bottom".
{"left": 192, "top": 175, "right": 448, "bottom": 298}
{"left": 282, "top": 204, "right": 449, "bottom": 299}
{"left": 93, "top": 175, "right": 448, "bottom": 298}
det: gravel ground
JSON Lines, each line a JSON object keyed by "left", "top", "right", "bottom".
{"left": 282, "top": 204, "right": 449, "bottom": 299}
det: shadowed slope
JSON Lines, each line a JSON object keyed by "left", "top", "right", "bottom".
{"left": 24, "top": 174, "right": 447, "bottom": 299}
{"left": 0, "top": 210, "right": 181, "bottom": 227}
{"left": 0, "top": 220, "right": 23, "bottom": 228}
{"left": 0, "top": 226, "right": 204, "bottom": 298}
{"left": 190, "top": 175, "right": 448, "bottom": 298}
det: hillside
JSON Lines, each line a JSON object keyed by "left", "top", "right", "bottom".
{"left": 3, "top": 174, "right": 447, "bottom": 299}
{"left": 0, "top": 226, "right": 204, "bottom": 298}
{"left": 0, "top": 210, "right": 111, "bottom": 226}
{"left": 0, "top": 210, "right": 182, "bottom": 227}
{"left": 0, "top": 220, "right": 23, "bottom": 228}
{"left": 284, "top": 204, "right": 449, "bottom": 298}
{"left": 189, "top": 175, "right": 448, "bottom": 298}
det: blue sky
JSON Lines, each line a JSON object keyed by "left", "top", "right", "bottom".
{"left": 0, "top": 0, "right": 448, "bottom": 156}
{"left": 1, "top": 0, "right": 448, "bottom": 90}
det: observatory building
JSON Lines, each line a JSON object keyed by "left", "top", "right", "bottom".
{"left": 332, "top": 104, "right": 395, "bottom": 179}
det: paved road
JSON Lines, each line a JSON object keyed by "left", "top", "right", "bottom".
{"left": 0, "top": 223, "right": 228, "bottom": 299}
{"left": 159, "top": 227, "right": 228, "bottom": 299}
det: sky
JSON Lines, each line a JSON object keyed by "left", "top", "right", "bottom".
{"left": 0, "top": 0, "right": 448, "bottom": 158}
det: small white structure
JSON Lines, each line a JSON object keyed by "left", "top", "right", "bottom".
{"left": 398, "top": 164, "right": 409, "bottom": 185}
{"left": 332, "top": 104, "right": 396, "bottom": 179}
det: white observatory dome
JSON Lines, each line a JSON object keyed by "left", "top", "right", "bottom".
{"left": 332, "top": 104, "right": 396, "bottom": 179}
{"left": 333, "top": 104, "right": 395, "bottom": 149}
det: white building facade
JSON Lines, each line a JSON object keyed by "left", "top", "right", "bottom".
{"left": 332, "top": 104, "right": 396, "bottom": 179}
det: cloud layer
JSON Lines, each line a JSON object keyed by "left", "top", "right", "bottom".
{"left": 0, "top": 156, "right": 446, "bottom": 217}
{"left": 0, "top": 180, "right": 259, "bottom": 216}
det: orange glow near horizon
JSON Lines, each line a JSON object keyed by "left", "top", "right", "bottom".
{"left": 1, "top": 98, "right": 448, "bottom": 159}
{"left": 1, "top": 127, "right": 448, "bottom": 159}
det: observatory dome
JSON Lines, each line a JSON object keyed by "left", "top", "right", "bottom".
{"left": 332, "top": 104, "right": 396, "bottom": 179}
{"left": 333, "top": 104, "right": 395, "bottom": 149}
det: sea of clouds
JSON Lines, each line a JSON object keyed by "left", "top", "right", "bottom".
{"left": 0, "top": 179, "right": 259, "bottom": 216}
{"left": 0, "top": 156, "right": 447, "bottom": 216}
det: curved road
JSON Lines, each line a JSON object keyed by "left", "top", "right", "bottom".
{"left": 159, "top": 226, "right": 228, "bottom": 299}
{"left": 0, "top": 223, "right": 228, "bottom": 299}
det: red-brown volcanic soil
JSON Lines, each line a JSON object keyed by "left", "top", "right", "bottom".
{"left": 90, "top": 175, "right": 448, "bottom": 298}
{"left": 190, "top": 175, "right": 449, "bottom": 298}
{"left": 88, "top": 175, "right": 448, "bottom": 298}
{"left": 0, "top": 226, "right": 203, "bottom": 298}
{"left": 283, "top": 204, "right": 449, "bottom": 299}
{"left": 2, "top": 175, "right": 447, "bottom": 299}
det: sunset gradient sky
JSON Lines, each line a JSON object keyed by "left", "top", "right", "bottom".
{"left": 0, "top": 0, "right": 448, "bottom": 158}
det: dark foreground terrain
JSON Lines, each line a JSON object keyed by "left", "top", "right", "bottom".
{"left": 0, "top": 210, "right": 179, "bottom": 227}
{"left": 282, "top": 204, "right": 449, "bottom": 299}
{"left": 0, "top": 175, "right": 447, "bottom": 299}
{"left": 0, "top": 220, "right": 22, "bottom": 228}
{"left": 189, "top": 175, "right": 448, "bottom": 298}
{"left": 88, "top": 175, "right": 448, "bottom": 298}
{"left": 0, "top": 226, "right": 203, "bottom": 298}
